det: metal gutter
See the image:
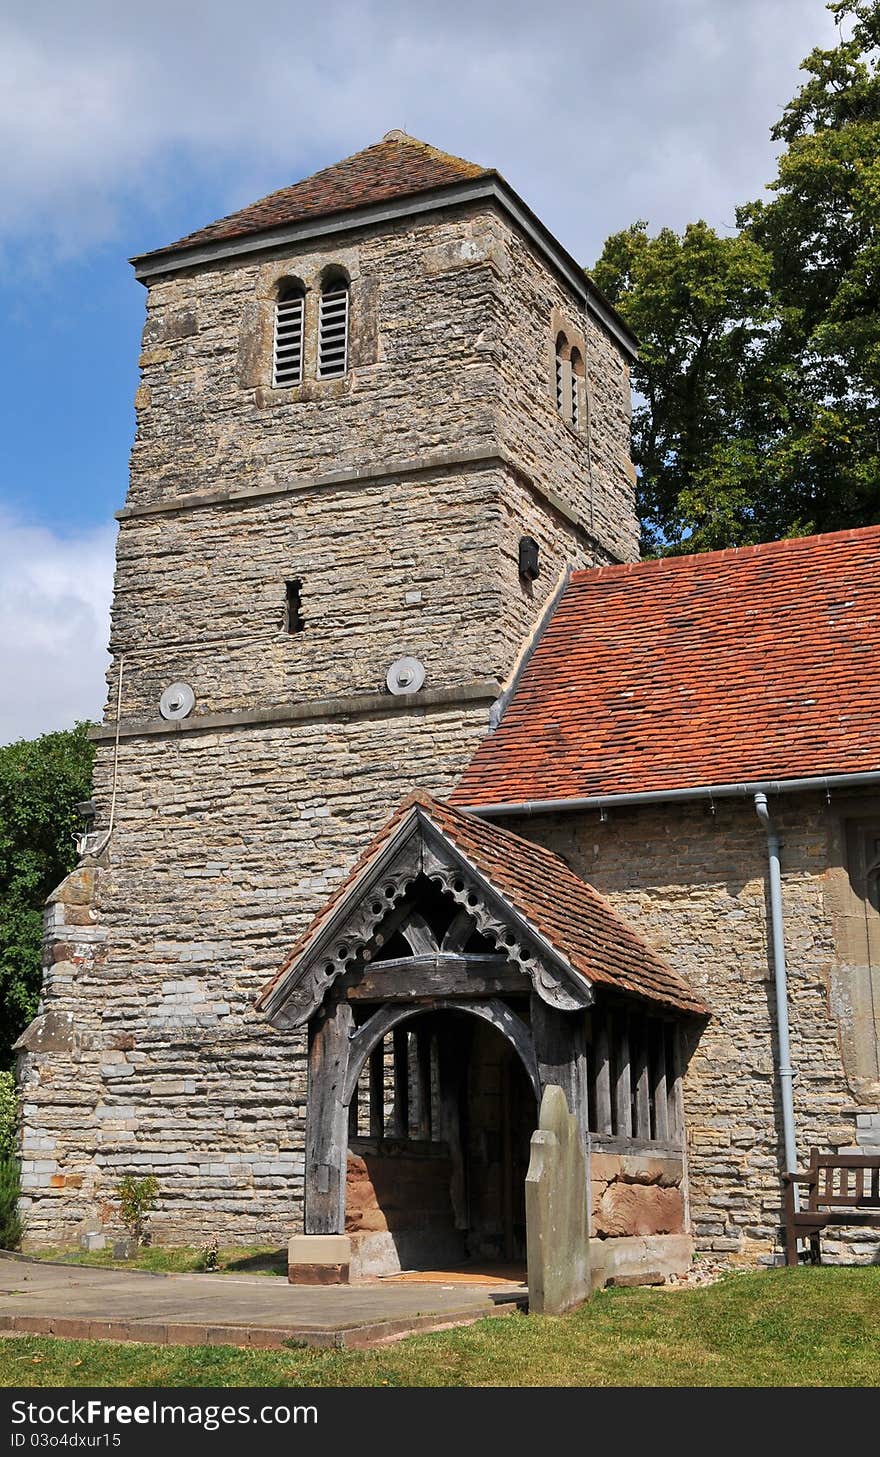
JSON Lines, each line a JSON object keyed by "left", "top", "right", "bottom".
{"left": 460, "top": 769, "right": 880, "bottom": 819}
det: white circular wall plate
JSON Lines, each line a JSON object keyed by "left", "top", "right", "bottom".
{"left": 159, "top": 682, "right": 195, "bottom": 721}
{"left": 386, "top": 656, "right": 426, "bottom": 696}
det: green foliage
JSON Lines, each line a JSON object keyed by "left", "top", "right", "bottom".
{"left": 0, "top": 723, "right": 94, "bottom": 1067}
{"left": 114, "top": 1175, "right": 159, "bottom": 1247}
{"left": 0, "top": 1070, "right": 17, "bottom": 1159}
{"left": 592, "top": 221, "right": 774, "bottom": 552}
{"left": 0, "top": 1155, "right": 23, "bottom": 1251}
{"left": 32, "top": 1244, "right": 286, "bottom": 1276}
{"left": 592, "top": 1, "right": 880, "bottom": 554}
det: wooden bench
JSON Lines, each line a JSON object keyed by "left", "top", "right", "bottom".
{"left": 783, "top": 1150, "right": 880, "bottom": 1265}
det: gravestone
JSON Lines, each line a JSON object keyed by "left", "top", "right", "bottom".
{"left": 525, "top": 1084, "right": 590, "bottom": 1314}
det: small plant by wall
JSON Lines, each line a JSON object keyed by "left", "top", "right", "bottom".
{"left": 114, "top": 1175, "right": 159, "bottom": 1250}
{"left": 201, "top": 1235, "right": 220, "bottom": 1272}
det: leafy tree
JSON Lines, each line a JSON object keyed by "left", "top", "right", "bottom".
{"left": 0, "top": 724, "right": 94, "bottom": 1068}
{"left": 0, "top": 1155, "right": 23, "bottom": 1250}
{"left": 740, "top": 0, "right": 880, "bottom": 540}
{"left": 592, "top": 0, "right": 880, "bottom": 554}
{"left": 591, "top": 221, "right": 773, "bottom": 553}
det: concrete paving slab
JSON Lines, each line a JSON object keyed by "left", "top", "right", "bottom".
{"left": 0, "top": 1254, "right": 526, "bottom": 1350}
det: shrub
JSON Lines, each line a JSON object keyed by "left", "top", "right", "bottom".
{"left": 0, "top": 723, "right": 95, "bottom": 1063}
{"left": 0, "top": 1155, "right": 23, "bottom": 1250}
{"left": 114, "top": 1175, "right": 159, "bottom": 1248}
{"left": 0, "top": 1071, "right": 17, "bottom": 1159}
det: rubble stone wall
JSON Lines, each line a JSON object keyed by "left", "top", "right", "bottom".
{"left": 511, "top": 793, "right": 880, "bottom": 1263}
{"left": 18, "top": 190, "right": 640, "bottom": 1250}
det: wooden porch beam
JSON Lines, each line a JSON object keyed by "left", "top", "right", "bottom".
{"left": 345, "top": 955, "right": 524, "bottom": 1001}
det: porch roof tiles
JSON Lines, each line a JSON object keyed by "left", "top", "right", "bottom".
{"left": 258, "top": 795, "right": 707, "bottom": 1018}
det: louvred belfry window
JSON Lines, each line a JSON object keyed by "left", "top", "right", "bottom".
{"left": 570, "top": 347, "right": 583, "bottom": 431}
{"left": 273, "top": 283, "right": 304, "bottom": 387}
{"left": 318, "top": 281, "right": 349, "bottom": 378}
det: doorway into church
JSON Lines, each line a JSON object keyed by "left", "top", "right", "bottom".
{"left": 345, "top": 1008, "right": 536, "bottom": 1279}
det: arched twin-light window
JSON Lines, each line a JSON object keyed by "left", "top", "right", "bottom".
{"left": 272, "top": 271, "right": 350, "bottom": 388}
{"left": 554, "top": 332, "right": 586, "bottom": 435}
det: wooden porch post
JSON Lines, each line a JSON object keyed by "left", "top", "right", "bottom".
{"left": 304, "top": 996, "right": 353, "bottom": 1235}
{"left": 530, "top": 992, "right": 589, "bottom": 1147}
{"left": 391, "top": 1025, "right": 409, "bottom": 1137}
{"left": 369, "top": 1041, "right": 385, "bottom": 1139}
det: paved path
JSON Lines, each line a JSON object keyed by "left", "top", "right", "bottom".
{"left": 0, "top": 1255, "right": 526, "bottom": 1350}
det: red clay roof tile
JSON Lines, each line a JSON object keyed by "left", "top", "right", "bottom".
{"left": 452, "top": 525, "right": 880, "bottom": 807}
{"left": 138, "top": 134, "right": 490, "bottom": 261}
{"left": 258, "top": 793, "right": 707, "bottom": 1018}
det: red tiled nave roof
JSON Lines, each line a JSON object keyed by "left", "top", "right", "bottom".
{"left": 453, "top": 525, "right": 880, "bottom": 807}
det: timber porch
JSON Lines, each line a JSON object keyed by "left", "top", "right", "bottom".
{"left": 257, "top": 795, "right": 707, "bottom": 1289}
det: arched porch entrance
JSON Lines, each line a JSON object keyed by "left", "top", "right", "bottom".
{"left": 297, "top": 846, "right": 591, "bottom": 1279}
{"left": 344, "top": 1004, "right": 537, "bottom": 1274}
{"left": 257, "top": 796, "right": 706, "bottom": 1288}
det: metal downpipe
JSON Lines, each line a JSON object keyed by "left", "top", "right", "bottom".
{"left": 754, "top": 792, "right": 799, "bottom": 1212}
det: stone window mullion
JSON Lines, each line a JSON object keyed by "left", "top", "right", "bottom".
{"left": 302, "top": 286, "right": 319, "bottom": 382}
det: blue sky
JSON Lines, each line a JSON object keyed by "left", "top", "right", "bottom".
{"left": 0, "top": 0, "right": 840, "bottom": 742}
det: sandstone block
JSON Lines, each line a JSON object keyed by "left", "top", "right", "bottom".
{"left": 596, "top": 1183, "right": 685, "bottom": 1238}
{"left": 619, "top": 1155, "right": 682, "bottom": 1187}
{"left": 288, "top": 1233, "right": 350, "bottom": 1285}
{"left": 589, "top": 1153, "right": 621, "bottom": 1183}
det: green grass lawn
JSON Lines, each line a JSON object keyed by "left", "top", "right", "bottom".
{"left": 3, "top": 1267, "right": 879, "bottom": 1387}
{"left": 32, "top": 1246, "right": 286, "bottom": 1277}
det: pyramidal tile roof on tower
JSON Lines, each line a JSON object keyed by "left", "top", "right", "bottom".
{"left": 131, "top": 131, "right": 639, "bottom": 354}
{"left": 138, "top": 133, "right": 492, "bottom": 260}
{"left": 452, "top": 524, "right": 880, "bottom": 809}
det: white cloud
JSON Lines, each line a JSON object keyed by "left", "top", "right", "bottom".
{"left": 0, "top": 0, "right": 841, "bottom": 263}
{"left": 0, "top": 513, "right": 114, "bottom": 744}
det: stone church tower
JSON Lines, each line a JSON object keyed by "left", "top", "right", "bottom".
{"left": 17, "top": 133, "right": 639, "bottom": 1246}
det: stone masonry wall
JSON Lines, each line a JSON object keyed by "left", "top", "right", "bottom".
{"left": 511, "top": 794, "right": 880, "bottom": 1264}
{"left": 127, "top": 201, "right": 636, "bottom": 559}
{"left": 129, "top": 207, "right": 501, "bottom": 511}
{"left": 495, "top": 221, "right": 638, "bottom": 564}
{"left": 107, "top": 464, "right": 598, "bottom": 725}
{"left": 19, "top": 186, "right": 641, "bottom": 1249}
{"left": 18, "top": 702, "right": 496, "bottom": 1247}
